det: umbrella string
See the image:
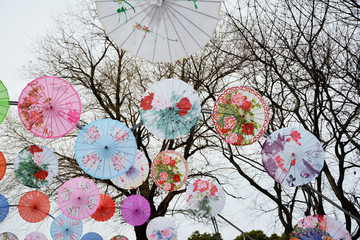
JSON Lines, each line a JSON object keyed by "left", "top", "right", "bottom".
{"left": 211, "top": 216, "right": 221, "bottom": 239}
{"left": 217, "top": 214, "right": 255, "bottom": 240}
{"left": 8, "top": 205, "right": 18, "bottom": 207}
{"left": 48, "top": 213, "right": 55, "bottom": 219}
{"left": 9, "top": 101, "right": 18, "bottom": 106}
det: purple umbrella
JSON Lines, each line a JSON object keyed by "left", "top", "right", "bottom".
{"left": 121, "top": 195, "right": 150, "bottom": 226}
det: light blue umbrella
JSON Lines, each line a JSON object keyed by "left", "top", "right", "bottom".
{"left": 0, "top": 194, "right": 9, "bottom": 222}
{"left": 81, "top": 232, "right": 103, "bottom": 240}
{"left": 50, "top": 214, "right": 82, "bottom": 240}
{"left": 75, "top": 119, "right": 137, "bottom": 179}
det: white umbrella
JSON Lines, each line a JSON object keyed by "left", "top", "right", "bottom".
{"left": 146, "top": 216, "right": 177, "bottom": 240}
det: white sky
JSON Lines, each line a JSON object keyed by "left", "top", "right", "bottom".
{"left": 0, "top": 1, "right": 283, "bottom": 239}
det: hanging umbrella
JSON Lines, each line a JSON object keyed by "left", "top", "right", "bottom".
{"left": 75, "top": 119, "right": 137, "bottom": 179}
{"left": 146, "top": 216, "right": 178, "bottom": 240}
{"left": 17, "top": 76, "right": 81, "bottom": 139}
{"left": 151, "top": 150, "right": 188, "bottom": 191}
{"left": 261, "top": 127, "right": 325, "bottom": 187}
{"left": 0, "top": 151, "right": 6, "bottom": 182}
{"left": 0, "top": 194, "right": 9, "bottom": 223}
{"left": 57, "top": 177, "right": 100, "bottom": 220}
{"left": 110, "top": 236, "right": 128, "bottom": 240}
{"left": 81, "top": 232, "right": 103, "bottom": 240}
{"left": 14, "top": 145, "right": 58, "bottom": 188}
{"left": 0, "top": 233, "right": 18, "bottom": 240}
{"left": 0, "top": 80, "right": 9, "bottom": 124}
{"left": 24, "top": 232, "right": 48, "bottom": 240}
{"left": 140, "top": 78, "right": 201, "bottom": 139}
{"left": 212, "top": 86, "right": 270, "bottom": 146}
{"left": 95, "top": 0, "right": 221, "bottom": 63}
{"left": 18, "top": 191, "right": 50, "bottom": 223}
{"left": 184, "top": 177, "right": 226, "bottom": 217}
{"left": 290, "top": 214, "right": 351, "bottom": 240}
{"left": 91, "top": 194, "right": 116, "bottom": 222}
{"left": 110, "top": 150, "right": 149, "bottom": 189}
{"left": 121, "top": 194, "right": 151, "bottom": 226}
{"left": 50, "top": 214, "right": 83, "bottom": 240}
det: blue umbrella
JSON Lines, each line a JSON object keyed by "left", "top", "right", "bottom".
{"left": 75, "top": 119, "right": 137, "bottom": 179}
{"left": 81, "top": 232, "right": 103, "bottom": 240}
{"left": 50, "top": 214, "right": 83, "bottom": 240}
{"left": 0, "top": 194, "right": 9, "bottom": 222}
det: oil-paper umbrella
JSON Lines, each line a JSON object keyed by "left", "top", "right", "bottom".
{"left": 212, "top": 86, "right": 270, "bottom": 146}
{"left": 110, "top": 236, "right": 128, "bottom": 240}
{"left": 0, "top": 80, "right": 9, "bottom": 124}
{"left": 57, "top": 177, "right": 100, "bottom": 220}
{"left": 0, "top": 194, "right": 9, "bottom": 223}
{"left": 95, "top": 0, "right": 221, "bottom": 63}
{"left": 0, "top": 233, "right": 18, "bottom": 240}
{"left": 146, "top": 216, "right": 178, "bottom": 240}
{"left": 18, "top": 76, "right": 81, "bottom": 139}
{"left": 121, "top": 195, "right": 150, "bottom": 226}
{"left": 290, "top": 214, "right": 351, "bottom": 240}
{"left": 110, "top": 150, "right": 149, "bottom": 190}
{"left": 14, "top": 145, "right": 58, "bottom": 188}
{"left": 140, "top": 78, "right": 201, "bottom": 139}
{"left": 0, "top": 151, "right": 7, "bottom": 182}
{"left": 185, "top": 177, "right": 226, "bottom": 217}
{"left": 261, "top": 127, "right": 325, "bottom": 187}
{"left": 18, "top": 191, "right": 50, "bottom": 223}
{"left": 75, "top": 119, "right": 137, "bottom": 179}
{"left": 50, "top": 214, "right": 83, "bottom": 240}
{"left": 151, "top": 150, "right": 188, "bottom": 191}
{"left": 81, "top": 232, "right": 103, "bottom": 240}
{"left": 25, "top": 232, "right": 48, "bottom": 240}
{"left": 91, "top": 194, "right": 116, "bottom": 222}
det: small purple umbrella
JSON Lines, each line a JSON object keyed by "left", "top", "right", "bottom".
{"left": 121, "top": 195, "right": 150, "bottom": 226}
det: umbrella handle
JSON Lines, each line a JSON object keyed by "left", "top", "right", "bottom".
{"left": 9, "top": 101, "right": 18, "bottom": 106}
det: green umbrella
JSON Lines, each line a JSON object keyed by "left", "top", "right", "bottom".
{"left": 0, "top": 81, "right": 9, "bottom": 124}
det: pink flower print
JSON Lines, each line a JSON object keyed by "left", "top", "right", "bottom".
{"left": 56, "top": 217, "right": 65, "bottom": 226}
{"left": 65, "top": 102, "right": 73, "bottom": 109}
{"left": 112, "top": 154, "right": 125, "bottom": 171}
{"left": 148, "top": 233, "right": 156, "bottom": 240}
{"left": 82, "top": 153, "right": 99, "bottom": 169}
{"left": 163, "top": 182, "right": 172, "bottom": 191}
{"left": 160, "top": 171, "right": 168, "bottom": 182}
{"left": 224, "top": 116, "right": 236, "bottom": 130}
{"left": 301, "top": 216, "right": 318, "bottom": 228}
{"left": 67, "top": 205, "right": 80, "bottom": 217}
{"left": 85, "top": 196, "right": 98, "bottom": 210}
{"left": 61, "top": 187, "right": 72, "bottom": 201}
{"left": 154, "top": 158, "right": 160, "bottom": 165}
{"left": 78, "top": 181, "right": 91, "bottom": 192}
{"left": 69, "top": 234, "right": 78, "bottom": 240}
{"left": 32, "top": 152, "right": 44, "bottom": 166}
{"left": 54, "top": 233, "right": 64, "bottom": 240}
{"left": 225, "top": 132, "right": 238, "bottom": 144}
{"left": 161, "top": 228, "right": 172, "bottom": 238}
{"left": 84, "top": 126, "right": 102, "bottom": 143}
{"left": 291, "top": 130, "right": 302, "bottom": 146}
{"left": 231, "top": 92, "right": 247, "bottom": 107}
{"left": 112, "top": 127, "right": 130, "bottom": 143}
{"left": 70, "top": 219, "right": 79, "bottom": 227}
{"left": 186, "top": 194, "right": 193, "bottom": 202}
{"left": 193, "top": 179, "right": 210, "bottom": 193}
{"left": 67, "top": 109, "right": 80, "bottom": 123}
{"left": 210, "top": 184, "right": 218, "bottom": 196}
{"left": 274, "top": 155, "right": 287, "bottom": 172}
{"left": 29, "top": 109, "right": 41, "bottom": 123}
{"left": 162, "top": 154, "right": 171, "bottom": 164}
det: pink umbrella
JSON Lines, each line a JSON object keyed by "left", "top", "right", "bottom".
{"left": 57, "top": 177, "right": 100, "bottom": 220}
{"left": 18, "top": 76, "right": 81, "bottom": 138}
{"left": 121, "top": 195, "right": 150, "bottom": 226}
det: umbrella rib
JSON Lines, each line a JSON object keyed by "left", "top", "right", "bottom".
{"left": 171, "top": 1, "right": 220, "bottom": 21}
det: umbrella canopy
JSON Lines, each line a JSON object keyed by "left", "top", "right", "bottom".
{"left": 75, "top": 119, "right": 137, "bottom": 179}
{"left": 81, "top": 232, "right": 103, "bottom": 240}
{"left": 14, "top": 145, "right": 58, "bottom": 188}
{"left": 17, "top": 76, "right": 81, "bottom": 138}
{"left": 0, "top": 80, "right": 9, "bottom": 124}
{"left": 212, "top": 86, "right": 270, "bottom": 146}
{"left": 121, "top": 194, "right": 150, "bottom": 226}
{"left": 0, "top": 194, "right": 9, "bottom": 223}
{"left": 18, "top": 191, "right": 50, "bottom": 223}
{"left": 25, "top": 232, "right": 48, "bottom": 240}
{"left": 140, "top": 78, "right": 201, "bottom": 139}
{"left": 50, "top": 214, "right": 83, "bottom": 240}
{"left": 185, "top": 177, "right": 226, "bottom": 217}
{"left": 58, "top": 177, "right": 100, "bottom": 220}
{"left": 0, "top": 151, "right": 6, "bottom": 182}
{"left": 146, "top": 216, "right": 178, "bottom": 240}
{"left": 0, "top": 233, "right": 18, "bottom": 240}
{"left": 110, "top": 236, "right": 128, "bottom": 240}
{"left": 91, "top": 194, "right": 116, "bottom": 222}
{"left": 95, "top": 0, "right": 221, "bottom": 63}
{"left": 151, "top": 150, "right": 188, "bottom": 191}
{"left": 290, "top": 214, "right": 351, "bottom": 240}
{"left": 261, "top": 127, "right": 325, "bottom": 187}
{"left": 110, "top": 150, "right": 149, "bottom": 190}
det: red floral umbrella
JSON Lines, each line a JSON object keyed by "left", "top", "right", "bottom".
{"left": 18, "top": 191, "right": 50, "bottom": 223}
{"left": 0, "top": 151, "right": 6, "bottom": 182}
{"left": 91, "top": 194, "right": 116, "bottom": 222}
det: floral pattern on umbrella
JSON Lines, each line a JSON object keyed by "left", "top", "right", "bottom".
{"left": 185, "top": 178, "right": 226, "bottom": 217}
{"left": 146, "top": 216, "right": 177, "bottom": 240}
{"left": 0, "top": 80, "right": 9, "bottom": 125}
{"left": 14, "top": 145, "right": 58, "bottom": 188}
{"left": 17, "top": 76, "right": 81, "bottom": 138}
{"left": 25, "top": 232, "right": 48, "bottom": 240}
{"left": 261, "top": 127, "right": 325, "bottom": 187}
{"left": 50, "top": 214, "right": 83, "bottom": 240}
{"left": 212, "top": 86, "right": 269, "bottom": 146}
{"left": 57, "top": 177, "right": 100, "bottom": 220}
{"left": 151, "top": 150, "right": 188, "bottom": 191}
{"left": 110, "top": 236, "right": 128, "bottom": 240}
{"left": 140, "top": 78, "right": 201, "bottom": 139}
{"left": 0, "top": 233, "right": 18, "bottom": 240}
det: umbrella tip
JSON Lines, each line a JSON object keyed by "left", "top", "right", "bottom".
{"left": 105, "top": 146, "right": 108, "bottom": 149}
